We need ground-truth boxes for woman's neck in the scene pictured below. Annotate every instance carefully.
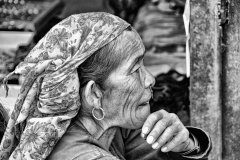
[78,115,118,150]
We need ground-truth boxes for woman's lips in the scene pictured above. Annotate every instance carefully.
[139,92,152,106]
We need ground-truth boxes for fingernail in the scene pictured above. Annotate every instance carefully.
[152,142,159,149]
[147,136,154,144]
[142,127,149,134]
[141,132,146,139]
[161,147,167,152]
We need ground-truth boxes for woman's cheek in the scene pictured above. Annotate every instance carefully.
[108,80,136,107]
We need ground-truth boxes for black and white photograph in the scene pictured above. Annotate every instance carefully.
[0,0,238,159]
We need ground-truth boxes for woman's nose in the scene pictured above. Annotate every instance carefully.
[144,68,155,88]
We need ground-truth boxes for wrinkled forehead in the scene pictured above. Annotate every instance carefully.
[115,28,145,60]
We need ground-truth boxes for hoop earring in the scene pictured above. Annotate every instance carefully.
[92,107,105,120]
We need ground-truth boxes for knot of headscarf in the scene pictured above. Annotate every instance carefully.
[0,12,129,160]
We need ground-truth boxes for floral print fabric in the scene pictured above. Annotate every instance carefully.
[0,12,129,160]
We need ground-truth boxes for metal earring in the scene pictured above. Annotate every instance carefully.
[92,107,105,120]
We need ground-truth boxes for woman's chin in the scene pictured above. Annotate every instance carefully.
[135,103,150,123]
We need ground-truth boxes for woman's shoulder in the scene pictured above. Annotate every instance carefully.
[47,124,119,160]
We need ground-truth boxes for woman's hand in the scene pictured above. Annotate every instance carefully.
[141,109,195,153]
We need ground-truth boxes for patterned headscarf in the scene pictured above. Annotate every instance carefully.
[0,12,130,160]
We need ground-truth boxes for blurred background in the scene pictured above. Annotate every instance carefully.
[0,0,189,138]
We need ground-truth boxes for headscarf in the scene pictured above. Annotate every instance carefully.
[0,12,130,160]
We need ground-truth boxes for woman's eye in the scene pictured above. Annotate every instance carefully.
[134,67,141,73]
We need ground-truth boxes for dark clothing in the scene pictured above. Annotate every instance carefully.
[47,120,211,160]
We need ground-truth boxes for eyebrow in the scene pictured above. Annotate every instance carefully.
[129,50,146,71]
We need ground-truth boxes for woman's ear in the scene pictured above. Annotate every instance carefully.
[83,80,103,108]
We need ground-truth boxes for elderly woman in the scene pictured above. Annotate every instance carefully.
[0,12,211,160]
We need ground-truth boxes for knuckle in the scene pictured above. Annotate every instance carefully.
[174,121,180,128]
[170,113,178,120]
[170,138,178,146]
[160,109,168,116]
[169,113,175,117]
[175,121,183,129]
[180,130,189,142]
[158,130,173,144]
[159,120,167,128]
[150,112,160,121]
[150,130,159,137]
[182,127,189,134]
[174,117,183,126]
[168,126,175,133]
[160,109,167,113]
[158,136,166,143]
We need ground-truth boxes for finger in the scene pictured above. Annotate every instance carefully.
[146,115,172,145]
[141,110,167,138]
[151,125,176,149]
[161,129,189,152]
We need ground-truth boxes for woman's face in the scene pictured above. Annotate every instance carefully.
[102,30,155,129]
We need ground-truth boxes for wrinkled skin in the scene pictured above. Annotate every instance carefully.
[81,30,194,153]
[102,30,154,129]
